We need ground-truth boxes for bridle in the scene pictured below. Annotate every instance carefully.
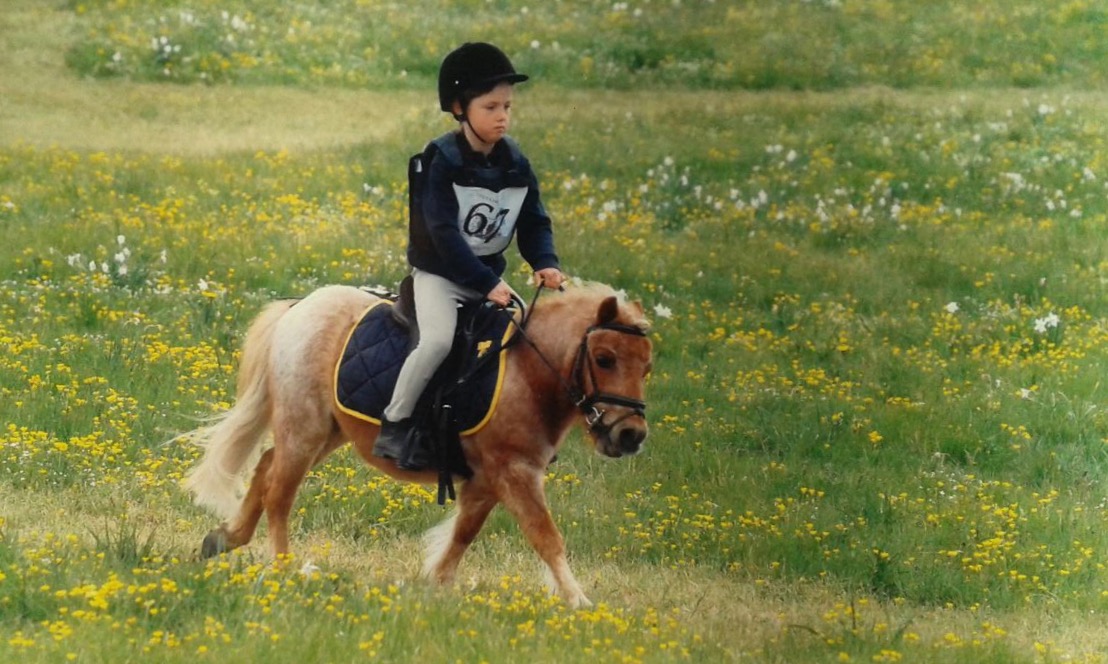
[510,287,648,437]
[569,320,649,436]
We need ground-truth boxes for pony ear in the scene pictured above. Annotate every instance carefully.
[596,296,620,326]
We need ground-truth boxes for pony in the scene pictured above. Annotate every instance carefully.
[181,282,652,608]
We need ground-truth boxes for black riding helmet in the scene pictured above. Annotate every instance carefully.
[438,42,529,116]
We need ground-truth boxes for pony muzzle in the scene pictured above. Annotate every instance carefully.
[589,407,648,457]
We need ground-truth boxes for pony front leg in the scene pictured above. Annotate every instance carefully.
[422,479,498,585]
[499,466,591,608]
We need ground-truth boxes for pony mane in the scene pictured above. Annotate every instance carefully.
[531,282,651,332]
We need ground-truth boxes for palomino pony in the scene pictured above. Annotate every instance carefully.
[182,282,652,608]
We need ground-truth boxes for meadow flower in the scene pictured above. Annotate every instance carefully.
[8,14,1108,657]
[1032,312,1059,334]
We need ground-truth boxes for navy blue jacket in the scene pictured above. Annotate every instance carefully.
[406,131,559,295]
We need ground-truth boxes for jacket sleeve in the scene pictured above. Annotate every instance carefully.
[514,159,560,272]
[421,156,502,295]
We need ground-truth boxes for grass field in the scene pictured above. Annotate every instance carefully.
[2,0,1107,662]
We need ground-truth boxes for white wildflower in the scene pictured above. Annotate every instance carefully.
[1032,312,1059,334]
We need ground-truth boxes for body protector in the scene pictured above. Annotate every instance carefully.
[405,132,559,296]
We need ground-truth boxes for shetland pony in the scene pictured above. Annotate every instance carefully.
[182,283,652,607]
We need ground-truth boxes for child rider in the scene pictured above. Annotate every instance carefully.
[374,42,566,470]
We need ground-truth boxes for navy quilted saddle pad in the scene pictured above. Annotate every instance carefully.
[334,301,516,434]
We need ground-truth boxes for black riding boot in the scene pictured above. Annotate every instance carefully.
[373,418,413,461]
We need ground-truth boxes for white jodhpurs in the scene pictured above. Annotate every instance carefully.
[383,268,484,422]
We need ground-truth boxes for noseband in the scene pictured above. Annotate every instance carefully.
[512,288,648,436]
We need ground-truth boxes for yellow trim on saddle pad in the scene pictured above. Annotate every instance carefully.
[332,299,518,435]
[333,300,390,426]
[459,319,517,436]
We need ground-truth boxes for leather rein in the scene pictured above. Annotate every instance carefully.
[509,286,648,437]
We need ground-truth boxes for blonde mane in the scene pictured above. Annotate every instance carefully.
[530,282,651,332]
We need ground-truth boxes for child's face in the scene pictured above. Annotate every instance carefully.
[457,82,515,146]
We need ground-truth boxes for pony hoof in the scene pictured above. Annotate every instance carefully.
[568,594,593,610]
[201,528,229,558]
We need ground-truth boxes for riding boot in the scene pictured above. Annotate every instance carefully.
[373,417,413,461]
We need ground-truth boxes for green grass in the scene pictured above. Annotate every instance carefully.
[2,0,1108,662]
[61,0,1108,91]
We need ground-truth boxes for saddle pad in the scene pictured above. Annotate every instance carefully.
[333,300,516,435]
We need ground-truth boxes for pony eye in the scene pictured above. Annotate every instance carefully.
[596,354,616,370]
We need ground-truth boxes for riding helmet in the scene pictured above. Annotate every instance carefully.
[438,42,529,113]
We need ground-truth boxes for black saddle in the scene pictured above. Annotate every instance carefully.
[390,275,419,344]
[344,276,521,503]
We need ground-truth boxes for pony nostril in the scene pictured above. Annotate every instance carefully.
[619,427,645,452]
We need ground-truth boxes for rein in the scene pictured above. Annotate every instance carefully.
[510,286,648,436]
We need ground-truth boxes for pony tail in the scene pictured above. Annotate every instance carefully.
[181,300,295,519]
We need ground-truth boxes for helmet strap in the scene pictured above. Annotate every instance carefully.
[459,114,495,152]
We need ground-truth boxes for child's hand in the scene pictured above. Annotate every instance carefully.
[534,268,566,290]
[486,280,514,307]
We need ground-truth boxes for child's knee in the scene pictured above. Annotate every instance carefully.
[418,330,454,359]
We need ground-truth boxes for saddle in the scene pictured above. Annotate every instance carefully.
[334,277,519,502]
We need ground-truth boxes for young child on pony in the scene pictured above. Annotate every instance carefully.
[373,42,565,469]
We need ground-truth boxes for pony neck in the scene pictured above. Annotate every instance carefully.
[524,298,592,370]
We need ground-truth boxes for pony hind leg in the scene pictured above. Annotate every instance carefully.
[200,428,346,559]
[201,448,274,557]
[261,423,346,557]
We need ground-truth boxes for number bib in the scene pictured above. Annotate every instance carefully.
[453,184,528,256]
